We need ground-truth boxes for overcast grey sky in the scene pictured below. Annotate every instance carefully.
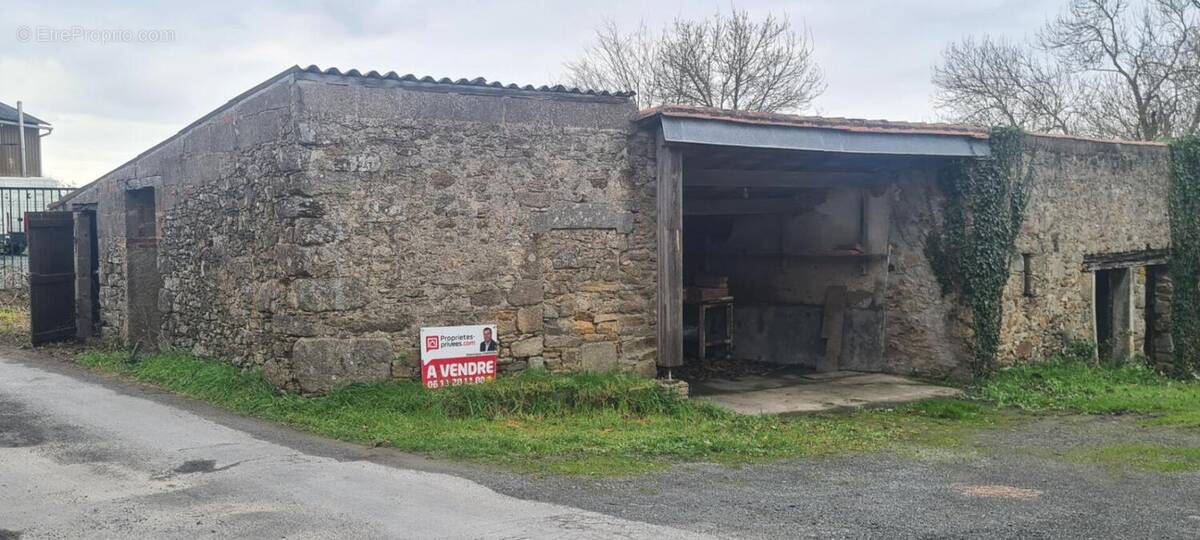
[2,0,1060,186]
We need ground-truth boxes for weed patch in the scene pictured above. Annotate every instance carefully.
[975,358,1200,424]
[73,350,1200,476]
[0,306,28,342]
[76,351,997,475]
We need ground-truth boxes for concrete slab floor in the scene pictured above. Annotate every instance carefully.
[689,370,961,415]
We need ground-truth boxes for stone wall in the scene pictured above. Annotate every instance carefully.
[65,75,297,369]
[61,71,1174,387]
[882,136,1171,376]
[261,73,655,391]
[1147,266,1174,370]
[63,71,658,393]
[883,167,972,378]
[999,136,1170,363]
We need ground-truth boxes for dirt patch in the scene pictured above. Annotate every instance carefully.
[0,398,45,448]
[674,356,802,381]
[174,459,239,474]
[953,484,1042,498]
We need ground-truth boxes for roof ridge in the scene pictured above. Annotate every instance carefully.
[298,65,635,98]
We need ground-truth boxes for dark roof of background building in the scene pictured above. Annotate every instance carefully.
[297,65,635,98]
[0,101,49,127]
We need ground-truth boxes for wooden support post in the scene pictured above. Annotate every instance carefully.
[656,130,684,370]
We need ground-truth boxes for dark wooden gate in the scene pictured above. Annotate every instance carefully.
[27,211,75,345]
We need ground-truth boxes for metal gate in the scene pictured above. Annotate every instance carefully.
[27,211,75,345]
[0,187,74,288]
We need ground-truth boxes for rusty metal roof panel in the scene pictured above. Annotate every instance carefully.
[641,105,1168,150]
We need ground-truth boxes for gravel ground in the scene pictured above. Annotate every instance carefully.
[459,416,1200,539]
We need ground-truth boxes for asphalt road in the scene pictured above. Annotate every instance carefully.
[0,349,701,539]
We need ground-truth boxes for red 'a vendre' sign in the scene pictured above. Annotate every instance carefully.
[419,324,498,389]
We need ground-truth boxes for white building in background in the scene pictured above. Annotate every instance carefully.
[0,101,63,248]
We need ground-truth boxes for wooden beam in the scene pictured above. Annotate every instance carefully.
[1081,249,1169,272]
[657,129,684,369]
[683,198,821,216]
[685,169,883,189]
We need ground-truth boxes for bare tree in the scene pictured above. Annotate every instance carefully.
[564,21,662,108]
[933,36,1079,134]
[565,8,824,112]
[933,0,1200,140]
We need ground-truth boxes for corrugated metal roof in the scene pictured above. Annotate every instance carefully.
[639,105,1170,147]
[298,65,635,98]
[0,101,49,127]
[638,105,988,139]
[657,114,991,157]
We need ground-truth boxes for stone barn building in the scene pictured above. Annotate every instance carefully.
[51,65,1174,392]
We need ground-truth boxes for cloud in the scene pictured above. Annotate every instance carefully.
[1,0,1063,185]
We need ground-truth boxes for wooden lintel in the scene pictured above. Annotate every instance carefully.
[1081,249,1170,272]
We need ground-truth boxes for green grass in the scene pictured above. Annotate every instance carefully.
[0,306,28,337]
[974,357,1200,473]
[1064,444,1200,473]
[77,350,997,475]
[975,358,1200,427]
[74,349,1200,475]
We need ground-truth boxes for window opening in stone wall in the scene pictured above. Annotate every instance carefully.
[1022,253,1035,297]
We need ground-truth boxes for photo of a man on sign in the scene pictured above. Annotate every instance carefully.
[479,327,498,352]
[419,324,499,389]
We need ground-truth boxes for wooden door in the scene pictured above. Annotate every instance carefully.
[27,211,75,345]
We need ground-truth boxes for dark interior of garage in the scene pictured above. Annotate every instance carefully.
[677,145,940,376]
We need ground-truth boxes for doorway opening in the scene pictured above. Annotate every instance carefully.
[672,146,920,384]
[73,209,100,338]
[1094,268,1131,362]
[125,188,160,349]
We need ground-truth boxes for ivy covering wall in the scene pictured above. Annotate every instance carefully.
[926,127,1031,378]
[1168,136,1200,377]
